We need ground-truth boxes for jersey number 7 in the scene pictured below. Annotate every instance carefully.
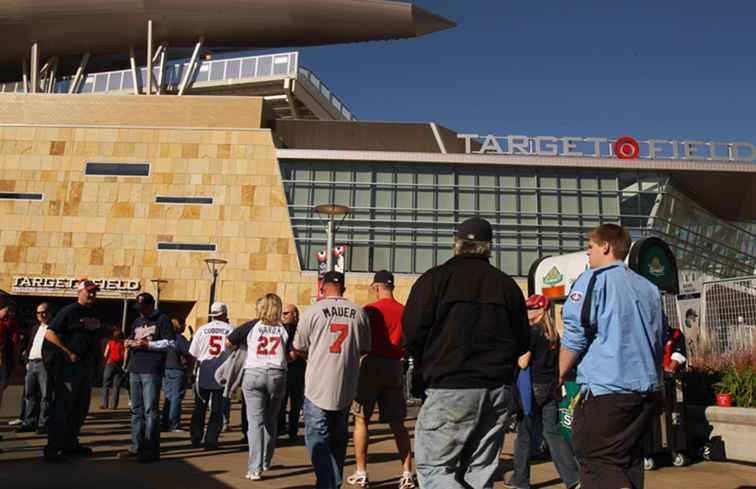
[329,323,349,353]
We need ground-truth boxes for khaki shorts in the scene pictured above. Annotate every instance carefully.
[351,355,406,422]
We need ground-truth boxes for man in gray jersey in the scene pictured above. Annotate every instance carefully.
[293,271,371,489]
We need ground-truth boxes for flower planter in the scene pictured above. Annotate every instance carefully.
[715,393,733,407]
[689,405,756,463]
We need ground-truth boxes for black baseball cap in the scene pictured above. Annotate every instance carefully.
[322,271,345,285]
[455,217,493,242]
[133,292,156,310]
[372,270,394,286]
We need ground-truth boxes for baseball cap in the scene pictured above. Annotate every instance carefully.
[322,271,345,285]
[132,292,155,310]
[372,270,394,286]
[526,294,550,310]
[455,217,493,242]
[77,279,100,293]
[208,302,228,318]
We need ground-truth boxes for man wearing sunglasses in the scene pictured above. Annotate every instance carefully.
[16,303,53,434]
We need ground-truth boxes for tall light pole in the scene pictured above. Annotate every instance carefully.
[204,258,227,317]
[150,278,168,308]
[314,203,350,271]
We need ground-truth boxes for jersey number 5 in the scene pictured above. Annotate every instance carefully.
[329,324,349,353]
[208,335,223,356]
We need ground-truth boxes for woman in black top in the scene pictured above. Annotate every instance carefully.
[505,295,580,489]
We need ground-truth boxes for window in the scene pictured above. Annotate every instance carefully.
[155,196,213,205]
[0,192,43,200]
[157,243,216,252]
[85,162,149,177]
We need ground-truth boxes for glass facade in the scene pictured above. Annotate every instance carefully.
[280,159,756,278]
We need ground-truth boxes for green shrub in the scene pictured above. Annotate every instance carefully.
[687,351,755,408]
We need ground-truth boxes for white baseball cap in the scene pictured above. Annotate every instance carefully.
[208,302,228,318]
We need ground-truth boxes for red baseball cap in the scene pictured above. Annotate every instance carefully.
[526,294,550,310]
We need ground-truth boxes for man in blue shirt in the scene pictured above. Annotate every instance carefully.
[559,224,663,489]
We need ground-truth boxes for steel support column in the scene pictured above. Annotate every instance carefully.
[129,46,140,95]
[178,38,203,96]
[68,52,90,94]
[146,20,153,95]
[29,43,39,93]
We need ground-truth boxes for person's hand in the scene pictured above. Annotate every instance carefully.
[67,352,79,363]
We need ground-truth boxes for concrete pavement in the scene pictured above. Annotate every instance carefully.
[1,385,754,489]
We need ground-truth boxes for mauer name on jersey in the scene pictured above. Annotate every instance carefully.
[322,306,357,320]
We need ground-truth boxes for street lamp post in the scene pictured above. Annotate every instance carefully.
[150,278,168,308]
[314,203,350,272]
[204,258,228,317]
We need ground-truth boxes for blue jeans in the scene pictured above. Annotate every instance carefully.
[161,368,185,430]
[191,387,223,446]
[23,359,50,429]
[242,368,287,473]
[102,362,124,408]
[303,397,350,489]
[511,384,580,489]
[130,372,163,457]
[415,386,511,489]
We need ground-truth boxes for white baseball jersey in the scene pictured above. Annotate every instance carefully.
[244,322,289,370]
[294,296,371,411]
[189,320,233,390]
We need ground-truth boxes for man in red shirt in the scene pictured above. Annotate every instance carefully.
[347,271,417,489]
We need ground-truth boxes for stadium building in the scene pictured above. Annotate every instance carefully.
[1,17,755,330]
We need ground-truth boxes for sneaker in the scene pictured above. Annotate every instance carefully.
[346,471,370,487]
[246,471,262,481]
[398,472,418,489]
[501,481,526,489]
[8,418,23,426]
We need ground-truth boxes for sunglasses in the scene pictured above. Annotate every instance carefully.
[36,311,48,315]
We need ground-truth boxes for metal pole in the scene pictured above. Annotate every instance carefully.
[178,38,203,96]
[146,20,153,95]
[326,216,335,272]
[22,59,28,93]
[155,283,161,308]
[157,45,167,95]
[30,43,39,93]
[208,270,217,317]
[129,46,139,95]
[68,52,90,94]
[121,297,128,333]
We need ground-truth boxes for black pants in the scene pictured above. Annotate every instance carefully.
[278,366,305,437]
[46,361,92,454]
[572,391,656,489]
[191,386,223,446]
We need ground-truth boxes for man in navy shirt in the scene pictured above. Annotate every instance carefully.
[119,292,175,463]
[560,224,663,489]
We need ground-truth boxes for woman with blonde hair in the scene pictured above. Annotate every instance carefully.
[505,295,580,489]
[241,293,290,481]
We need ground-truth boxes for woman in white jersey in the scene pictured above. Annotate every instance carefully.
[242,293,290,481]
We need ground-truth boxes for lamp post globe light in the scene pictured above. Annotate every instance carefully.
[204,258,228,316]
[314,203,350,272]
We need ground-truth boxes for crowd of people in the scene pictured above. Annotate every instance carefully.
[0,218,673,489]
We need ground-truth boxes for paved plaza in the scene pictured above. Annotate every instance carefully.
[1,386,754,489]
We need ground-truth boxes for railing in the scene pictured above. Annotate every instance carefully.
[0,51,355,120]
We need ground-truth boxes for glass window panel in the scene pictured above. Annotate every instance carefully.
[353,188,371,207]
[292,187,310,206]
[520,175,536,188]
[210,61,225,81]
[417,173,434,185]
[541,193,558,214]
[257,56,272,76]
[437,171,454,186]
[560,176,578,190]
[108,72,123,90]
[561,195,579,215]
[437,190,454,210]
[580,176,598,190]
[521,251,539,276]
[500,174,517,189]
[416,247,434,273]
[601,195,620,215]
[540,175,558,189]
[499,250,518,275]
[581,195,600,215]
[479,192,496,213]
[375,189,393,207]
[418,190,434,209]
[640,175,660,191]
[354,168,372,183]
[396,171,413,184]
[600,176,618,191]
[458,192,475,211]
[499,193,517,214]
[396,190,413,209]
[520,193,537,213]
[334,170,351,182]
[373,246,391,271]
[226,59,241,79]
[458,174,475,186]
[349,245,369,272]
[313,187,330,204]
[394,247,412,273]
[241,58,257,77]
[479,174,496,187]
[435,247,452,268]
[333,188,350,205]
[619,172,638,191]
[94,74,108,92]
[376,171,393,184]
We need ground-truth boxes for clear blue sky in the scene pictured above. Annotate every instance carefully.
[262,1,756,142]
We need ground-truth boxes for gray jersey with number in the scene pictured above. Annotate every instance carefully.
[293,296,371,411]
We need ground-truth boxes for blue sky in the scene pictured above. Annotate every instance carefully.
[263,1,756,142]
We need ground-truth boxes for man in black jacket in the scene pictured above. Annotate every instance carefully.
[403,216,529,489]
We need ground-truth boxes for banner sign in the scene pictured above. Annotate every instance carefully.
[458,133,756,162]
[12,276,141,297]
[316,246,347,300]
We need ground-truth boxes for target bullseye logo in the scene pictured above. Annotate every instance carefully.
[614,136,640,160]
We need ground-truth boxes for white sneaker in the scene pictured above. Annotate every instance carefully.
[398,472,418,489]
[245,471,262,481]
[346,471,370,487]
[8,418,23,426]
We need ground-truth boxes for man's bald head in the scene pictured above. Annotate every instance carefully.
[283,304,299,326]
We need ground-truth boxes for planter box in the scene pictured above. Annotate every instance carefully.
[688,405,756,463]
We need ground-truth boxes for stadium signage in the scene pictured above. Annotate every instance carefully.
[457,134,756,162]
[12,276,141,296]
